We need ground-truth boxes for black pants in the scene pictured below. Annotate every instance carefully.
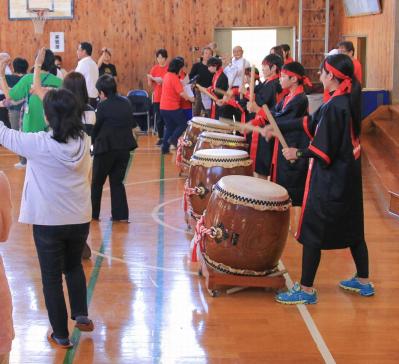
[153,102,164,139]
[91,149,131,220]
[300,241,369,287]
[33,223,90,338]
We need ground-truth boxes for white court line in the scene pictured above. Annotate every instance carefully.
[103,177,185,192]
[151,196,193,235]
[150,196,336,364]
[91,250,198,276]
[278,260,336,364]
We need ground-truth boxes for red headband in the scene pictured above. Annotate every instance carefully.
[325,60,352,96]
[281,69,313,87]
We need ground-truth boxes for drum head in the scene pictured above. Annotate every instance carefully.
[215,175,291,210]
[199,131,246,142]
[193,148,248,160]
[191,117,233,131]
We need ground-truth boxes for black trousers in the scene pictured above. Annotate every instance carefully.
[153,102,164,139]
[300,241,369,287]
[91,149,131,220]
[33,223,90,338]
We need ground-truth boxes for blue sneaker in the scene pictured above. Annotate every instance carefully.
[275,282,318,305]
[339,276,375,296]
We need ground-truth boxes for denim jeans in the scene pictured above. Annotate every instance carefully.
[33,223,90,338]
[160,109,187,153]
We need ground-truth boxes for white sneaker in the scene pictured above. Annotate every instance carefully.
[14,162,26,169]
[170,145,177,151]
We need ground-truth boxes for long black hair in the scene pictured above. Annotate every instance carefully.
[41,49,58,76]
[43,88,84,143]
[322,53,362,137]
[62,72,89,117]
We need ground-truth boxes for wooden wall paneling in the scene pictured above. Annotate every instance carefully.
[335,0,396,90]
[0,0,315,95]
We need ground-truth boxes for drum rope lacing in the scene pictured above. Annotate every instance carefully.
[183,180,207,213]
[202,253,279,277]
[191,214,217,262]
[176,137,193,167]
[214,184,291,211]
[190,155,253,168]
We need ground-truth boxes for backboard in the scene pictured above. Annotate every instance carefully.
[8,0,74,20]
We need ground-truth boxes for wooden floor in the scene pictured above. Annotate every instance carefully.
[1,136,399,364]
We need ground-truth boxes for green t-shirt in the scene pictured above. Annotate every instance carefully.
[9,73,62,133]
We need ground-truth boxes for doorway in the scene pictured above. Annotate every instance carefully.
[343,35,367,86]
[214,27,295,80]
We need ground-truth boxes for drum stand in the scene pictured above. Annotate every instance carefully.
[198,252,286,297]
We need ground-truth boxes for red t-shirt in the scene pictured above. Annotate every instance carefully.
[160,72,184,110]
[352,58,362,85]
[149,64,168,103]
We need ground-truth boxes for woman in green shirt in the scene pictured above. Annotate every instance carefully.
[0,49,62,167]
[0,49,62,133]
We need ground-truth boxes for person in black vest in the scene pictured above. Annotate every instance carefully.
[189,47,213,116]
[91,75,137,222]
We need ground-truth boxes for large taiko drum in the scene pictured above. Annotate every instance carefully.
[193,131,248,154]
[185,149,252,220]
[197,175,291,274]
[177,117,233,173]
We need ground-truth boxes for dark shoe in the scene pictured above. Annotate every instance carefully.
[82,243,92,259]
[47,330,73,349]
[155,139,163,146]
[75,319,94,332]
[110,217,130,223]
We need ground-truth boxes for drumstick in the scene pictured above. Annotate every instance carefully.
[240,59,246,99]
[219,117,264,135]
[195,84,219,102]
[249,66,255,103]
[261,105,288,149]
[262,104,295,164]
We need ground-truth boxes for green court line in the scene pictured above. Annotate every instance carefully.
[63,153,135,364]
[63,222,113,364]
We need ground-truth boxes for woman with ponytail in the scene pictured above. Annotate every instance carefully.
[269,54,374,304]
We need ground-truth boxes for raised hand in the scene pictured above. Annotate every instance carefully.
[35,47,46,67]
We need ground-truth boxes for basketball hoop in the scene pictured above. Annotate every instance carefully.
[29,8,49,34]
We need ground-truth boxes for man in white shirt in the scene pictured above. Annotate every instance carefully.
[76,42,99,108]
[224,46,250,89]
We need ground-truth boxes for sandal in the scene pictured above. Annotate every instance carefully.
[47,330,73,349]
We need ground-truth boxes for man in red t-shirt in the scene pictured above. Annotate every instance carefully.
[147,49,168,145]
[338,41,363,84]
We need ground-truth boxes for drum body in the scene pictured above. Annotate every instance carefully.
[194,131,248,154]
[202,175,291,273]
[180,117,233,171]
[187,149,252,219]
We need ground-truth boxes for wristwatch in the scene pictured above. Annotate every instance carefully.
[296,150,303,158]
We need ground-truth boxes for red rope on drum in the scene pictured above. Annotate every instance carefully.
[176,137,191,167]
[191,214,214,262]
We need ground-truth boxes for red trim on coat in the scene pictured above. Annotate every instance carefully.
[302,116,313,140]
[309,144,331,165]
[295,158,314,239]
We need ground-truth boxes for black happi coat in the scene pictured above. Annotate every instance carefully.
[280,94,365,249]
[249,77,282,175]
[271,91,309,206]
